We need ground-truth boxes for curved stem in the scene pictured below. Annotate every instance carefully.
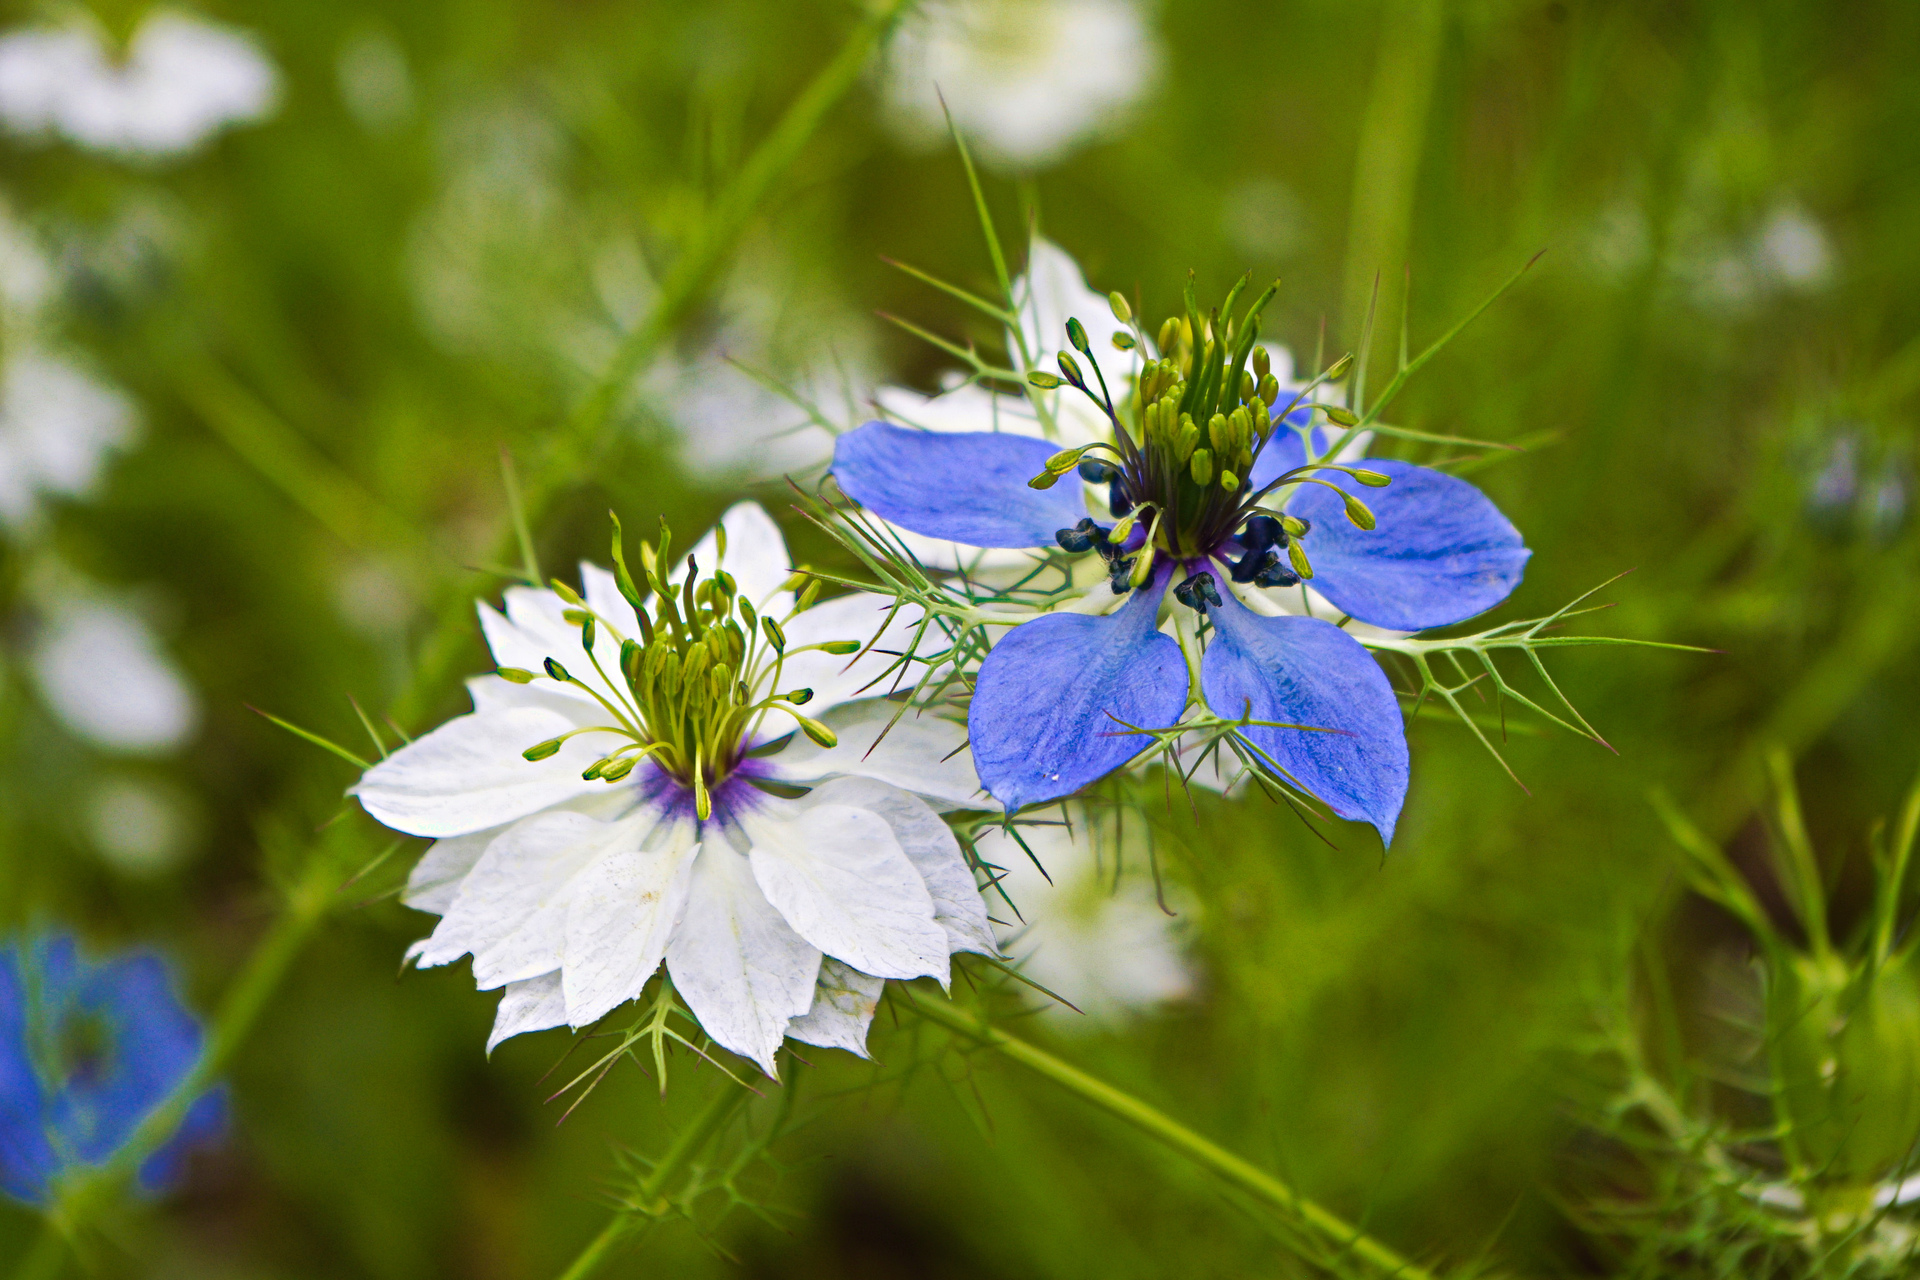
[553,1080,753,1280]
[900,988,1436,1280]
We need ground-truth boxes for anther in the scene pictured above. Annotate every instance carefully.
[1240,515,1284,552]
[1172,571,1224,614]
[1055,518,1104,554]
[1077,457,1119,483]
[1108,557,1135,595]
[1108,479,1135,518]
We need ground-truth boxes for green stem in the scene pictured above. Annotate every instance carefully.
[553,1080,753,1280]
[901,989,1436,1280]
[10,1219,66,1280]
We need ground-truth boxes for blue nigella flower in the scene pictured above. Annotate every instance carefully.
[0,934,225,1206]
[831,280,1530,845]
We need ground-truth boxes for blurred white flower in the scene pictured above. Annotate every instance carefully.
[86,773,198,875]
[883,0,1160,168]
[1754,204,1833,291]
[652,344,867,484]
[0,10,277,158]
[976,810,1191,1022]
[0,350,139,529]
[30,591,198,754]
[336,26,413,134]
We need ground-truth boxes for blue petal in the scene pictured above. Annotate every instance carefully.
[1247,400,1324,491]
[0,947,55,1204]
[1287,459,1530,631]
[833,421,1086,549]
[1201,595,1408,846]
[969,573,1188,810]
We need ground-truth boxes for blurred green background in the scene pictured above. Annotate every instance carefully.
[2,0,1918,1275]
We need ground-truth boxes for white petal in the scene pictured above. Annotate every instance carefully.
[786,959,885,1057]
[770,592,926,714]
[403,828,498,914]
[665,843,821,1076]
[351,705,606,837]
[561,821,699,1026]
[803,777,996,957]
[490,587,626,708]
[1014,238,1132,372]
[673,502,794,619]
[578,562,639,634]
[417,807,656,986]
[760,699,984,810]
[488,972,568,1053]
[742,795,947,981]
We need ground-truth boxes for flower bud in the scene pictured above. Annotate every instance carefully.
[497,667,536,684]
[1108,291,1131,323]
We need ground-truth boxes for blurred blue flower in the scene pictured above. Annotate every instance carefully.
[0,934,224,1206]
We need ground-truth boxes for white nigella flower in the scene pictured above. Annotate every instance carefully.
[0,10,277,158]
[0,350,140,529]
[979,810,1190,1022]
[882,0,1160,169]
[353,503,998,1074]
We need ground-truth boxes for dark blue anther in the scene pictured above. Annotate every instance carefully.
[1254,560,1301,589]
[1174,571,1223,613]
[1228,547,1276,583]
[1108,480,1135,518]
[1240,514,1284,552]
[1108,558,1135,594]
[1077,458,1118,484]
[1056,517,1101,553]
